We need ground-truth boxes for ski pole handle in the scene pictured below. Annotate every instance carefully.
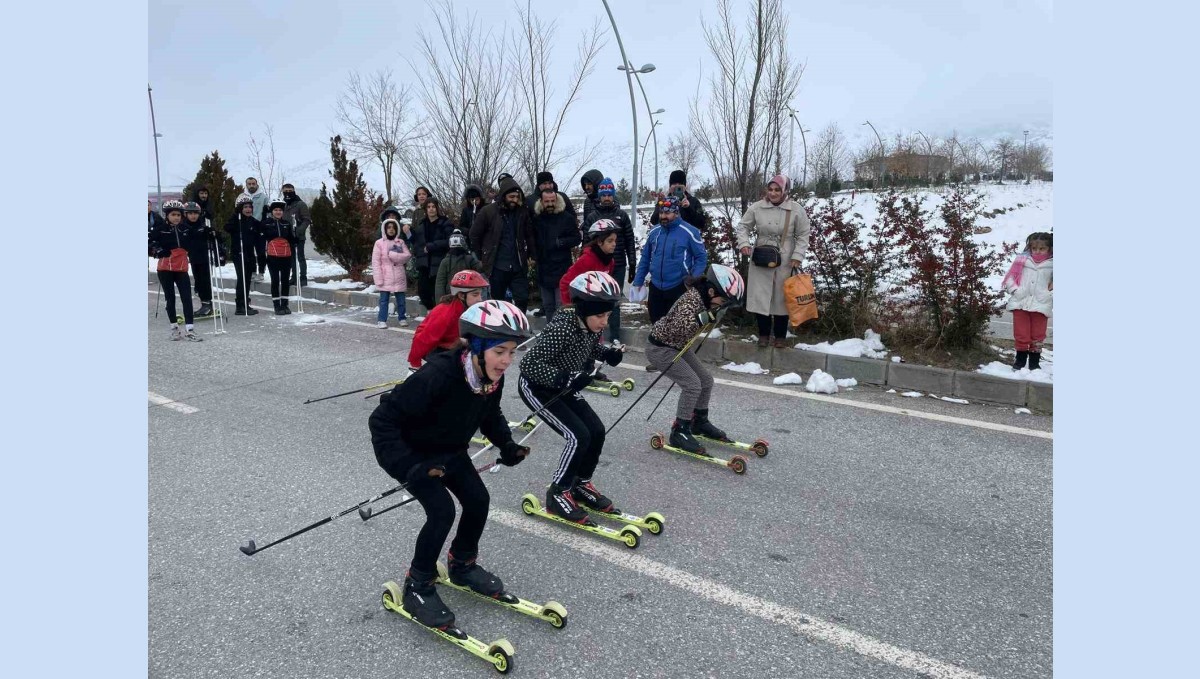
[360,461,500,521]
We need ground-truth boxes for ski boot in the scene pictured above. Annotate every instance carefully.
[195,302,214,318]
[1012,350,1029,370]
[691,409,728,441]
[235,306,247,316]
[402,569,455,629]
[1028,352,1042,371]
[545,482,594,525]
[169,325,183,341]
[571,479,614,513]
[184,328,203,342]
[669,418,708,455]
[447,553,506,598]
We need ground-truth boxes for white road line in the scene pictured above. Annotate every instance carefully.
[146,290,417,336]
[489,509,987,679]
[148,391,199,414]
[614,362,1051,440]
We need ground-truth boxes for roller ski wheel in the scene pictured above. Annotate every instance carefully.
[520,493,641,549]
[382,581,516,674]
[621,378,635,391]
[650,433,749,475]
[584,506,666,536]
[585,382,621,398]
[435,562,569,629]
[694,434,771,458]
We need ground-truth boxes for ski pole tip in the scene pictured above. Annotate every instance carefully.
[358,507,373,521]
[239,540,257,556]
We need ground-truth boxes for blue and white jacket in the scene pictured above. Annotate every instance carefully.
[632,217,707,290]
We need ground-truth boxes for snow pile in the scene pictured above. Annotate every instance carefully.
[706,327,724,339]
[362,285,378,294]
[900,391,924,398]
[891,356,902,363]
[805,369,838,394]
[305,260,349,278]
[772,372,804,385]
[740,335,759,344]
[721,361,769,375]
[306,279,363,290]
[939,396,969,404]
[795,329,889,359]
[292,314,326,325]
[1014,407,1032,415]
[976,349,1054,383]
[835,377,858,388]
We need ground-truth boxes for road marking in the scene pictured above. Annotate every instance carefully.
[147,290,417,336]
[148,391,199,414]
[489,509,987,679]
[614,362,1051,440]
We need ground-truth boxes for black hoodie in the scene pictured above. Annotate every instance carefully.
[580,169,604,225]
[190,187,213,222]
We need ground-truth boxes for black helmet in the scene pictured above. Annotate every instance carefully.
[183,201,201,214]
[269,199,286,212]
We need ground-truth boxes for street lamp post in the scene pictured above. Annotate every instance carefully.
[638,120,661,196]
[784,105,808,191]
[601,0,650,226]
[148,83,163,209]
[620,64,665,192]
[1023,130,1030,183]
[862,120,885,189]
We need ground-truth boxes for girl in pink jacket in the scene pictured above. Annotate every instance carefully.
[373,218,413,328]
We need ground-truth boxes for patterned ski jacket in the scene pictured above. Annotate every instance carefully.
[518,308,607,390]
[649,286,707,350]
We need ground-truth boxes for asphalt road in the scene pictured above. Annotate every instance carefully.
[148,289,1052,678]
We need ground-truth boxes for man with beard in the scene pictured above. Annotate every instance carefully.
[244,177,269,280]
[579,168,604,228]
[469,177,538,311]
[281,183,312,286]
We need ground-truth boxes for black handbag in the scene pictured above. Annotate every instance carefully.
[751,245,782,268]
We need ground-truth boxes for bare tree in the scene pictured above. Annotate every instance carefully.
[247,124,282,199]
[334,69,421,204]
[508,2,605,190]
[992,138,1018,182]
[400,0,522,204]
[810,123,851,184]
[1020,141,1051,179]
[689,0,804,222]
[665,131,702,178]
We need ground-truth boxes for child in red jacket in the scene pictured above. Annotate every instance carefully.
[559,219,619,304]
[407,270,489,372]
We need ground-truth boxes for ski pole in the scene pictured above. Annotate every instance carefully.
[605,321,715,435]
[239,481,412,556]
[154,278,162,318]
[304,379,407,404]
[644,309,727,422]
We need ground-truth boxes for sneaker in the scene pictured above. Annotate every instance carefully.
[592,370,611,383]
[195,303,214,317]
[185,328,203,342]
[169,326,183,341]
[531,308,545,317]
[447,553,506,598]
[571,480,614,512]
[772,338,787,349]
[645,364,658,372]
[377,321,388,329]
[402,572,455,629]
[398,318,409,327]
[253,273,264,283]
[246,306,259,316]
[545,483,593,524]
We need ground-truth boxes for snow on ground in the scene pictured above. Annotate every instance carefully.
[362,285,378,294]
[805,369,838,394]
[306,279,364,290]
[901,391,924,398]
[706,327,724,339]
[939,396,970,404]
[721,361,769,375]
[1014,407,1032,415]
[891,356,902,363]
[835,377,858,388]
[773,372,804,385]
[976,348,1054,383]
[292,314,326,325]
[795,329,889,358]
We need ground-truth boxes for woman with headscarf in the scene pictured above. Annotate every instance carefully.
[736,174,811,348]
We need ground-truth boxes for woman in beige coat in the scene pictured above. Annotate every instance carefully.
[736,174,811,348]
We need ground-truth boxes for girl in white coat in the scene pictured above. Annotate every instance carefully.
[1002,232,1053,371]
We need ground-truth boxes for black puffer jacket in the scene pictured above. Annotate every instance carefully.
[518,308,607,390]
[368,349,516,478]
[531,193,581,286]
[412,215,453,272]
[148,219,192,259]
[181,216,224,264]
[255,216,298,252]
[223,212,260,256]
[588,201,637,273]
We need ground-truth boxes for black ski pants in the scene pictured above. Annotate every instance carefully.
[404,454,490,577]
[157,270,194,325]
[190,255,212,304]
[267,256,292,304]
[518,376,605,486]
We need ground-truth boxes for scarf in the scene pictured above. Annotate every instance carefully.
[1002,253,1052,288]
[461,348,500,395]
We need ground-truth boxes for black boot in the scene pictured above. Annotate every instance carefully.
[692,408,728,441]
[402,569,455,628]
[571,479,614,512]
[669,418,707,455]
[447,552,506,598]
[1028,352,1041,371]
[280,300,292,315]
[273,300,284,315]
[545,482,593,524]
[1011,350,1029,370]
[196,302,214,318]
[247,304,258,315]
[235,306,247,316]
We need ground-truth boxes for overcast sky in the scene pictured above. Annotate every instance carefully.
[148,0,1052,195]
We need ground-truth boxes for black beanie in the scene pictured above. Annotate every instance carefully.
[574,298,615,319]
[536,171,554,185]
[669,170,687,186]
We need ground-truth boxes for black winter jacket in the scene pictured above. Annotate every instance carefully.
[412,215,453,272]
[579,169,604,227]
[531,193,581,286]
[368,350,516,478]
[588,202,637,273]
[651,191,708,231]
[181,216,224,264]
[518,308,608,391]
[148,219,192,259]
[223,212,261,256]
[255,216,298,253]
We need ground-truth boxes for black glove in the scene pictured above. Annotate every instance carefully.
[404,455,452,485]
[498,441,529,467]
[567,370,594,392]
[602,344,624,367]
[696,310,716,326]
[151,246,166,258]
[684,275,701,287]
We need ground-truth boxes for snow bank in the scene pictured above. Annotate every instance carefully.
[306,279,363,290]
[305,260,349,278]
[900,391,923,398]
[835,377,857,388]
[721,361,769,375]
[795,329,889,359]
[805,369,838,394]
[772,372,804,385]
[292,314,326,325]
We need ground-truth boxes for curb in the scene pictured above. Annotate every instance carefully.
[149,272,1051,413]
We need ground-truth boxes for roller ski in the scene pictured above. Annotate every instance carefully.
[587,376,635,397]
[649,418,748,474]
[471,419,540,446]
[382,575,515,674]
[435,560,568,629]
[567,479,665,535]
[691,408,769,457]
[520,488,642,549]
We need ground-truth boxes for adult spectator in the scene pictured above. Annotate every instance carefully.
[459,184,485,235]
[651,169,708,230]
[411,197,453,311]
[736,174,811,348]
[244,177,269,280]
[191,185,213,222]
[632,195,707,323]
[469,177,538,311]
[281,183,312,286]
[530,187,581,318]
[525,171,577,218]
[587,177,637,343]
[148,199,165,232]
[579,168,604,226]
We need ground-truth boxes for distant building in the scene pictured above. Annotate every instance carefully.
[148,191,184,211]
[854,153,950,181]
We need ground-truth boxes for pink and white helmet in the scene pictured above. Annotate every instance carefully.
[586,218,619,240]
[568,270,621,302]
[706,264,745,306]
[458,300,531,341]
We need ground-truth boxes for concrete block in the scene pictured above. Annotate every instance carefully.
[694,338,725,363]
[306,288,334,304]
[826,355,889,385]
[349,291,375,307]
[721,338,769,366]
[623,327,650,350]
[771,348,828,375]
[952,372,1029,406]
[1025,381,1053,414]
[886,363,955,394]
[333,290,353,306]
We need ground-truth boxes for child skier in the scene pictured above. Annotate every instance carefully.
[148,200,202,341]
[434,230,483,300]
[368,299,533,629]
[256,199,299,315]
[1002,232,1053,371]
[182,201,224,319]
[518,271,625,523]
[407,270,490,372]
[223,194,260,316]
[558,219,621,383]
[372,218,413,328]
[644,264,746,454]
